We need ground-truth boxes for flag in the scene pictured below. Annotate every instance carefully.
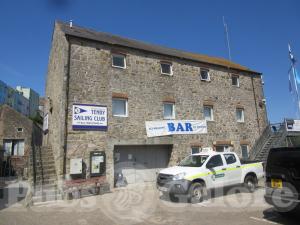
[289,44,300,84]
[289,44,297,65]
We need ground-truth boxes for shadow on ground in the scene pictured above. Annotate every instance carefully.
[262,207,300,225]
[159,185,255,203]
[0,184,27,210]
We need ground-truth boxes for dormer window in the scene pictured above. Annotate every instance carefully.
[161,62,173,75]
[112,54,126,69]
[200,69,210,81]
[232,75,240,87]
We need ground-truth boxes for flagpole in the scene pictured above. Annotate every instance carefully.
[223,16,232,61]
[289,44,300,118]
[292,66,300,118]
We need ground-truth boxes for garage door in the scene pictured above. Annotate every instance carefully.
[114,145,172,184]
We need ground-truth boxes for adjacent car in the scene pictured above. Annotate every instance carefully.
[264,147,300,213]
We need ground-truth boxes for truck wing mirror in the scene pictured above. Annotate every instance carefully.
[206,163,214,169]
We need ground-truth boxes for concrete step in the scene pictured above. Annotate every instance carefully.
[34,188,60,197]
[36,161,55,167]
[34,183,57,191]
[35,178,57,185]
[32,194,63,203]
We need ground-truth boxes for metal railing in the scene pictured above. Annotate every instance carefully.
[250,123,286,160]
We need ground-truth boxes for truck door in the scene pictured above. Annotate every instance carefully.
[205,155,227,188]
[223,154,242,186]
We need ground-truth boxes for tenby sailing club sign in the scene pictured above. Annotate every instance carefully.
[145,120,207,137]
[72,103,107,130]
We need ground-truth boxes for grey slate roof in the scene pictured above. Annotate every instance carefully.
[57,21,261,75]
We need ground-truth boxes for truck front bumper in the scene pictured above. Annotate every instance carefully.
[157,179,191,195]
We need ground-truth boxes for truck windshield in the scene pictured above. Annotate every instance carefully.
[179,155,209,167]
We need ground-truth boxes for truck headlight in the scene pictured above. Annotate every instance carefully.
[172,172,186,181]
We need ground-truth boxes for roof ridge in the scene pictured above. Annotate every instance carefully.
[56,21,261,75]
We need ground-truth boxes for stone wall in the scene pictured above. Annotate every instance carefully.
[45,23,268,186]
[0,105,42,177]
[44,22,69,179]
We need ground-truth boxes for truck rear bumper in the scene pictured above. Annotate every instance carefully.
[265,187,300,208]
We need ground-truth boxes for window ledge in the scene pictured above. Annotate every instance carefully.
[113,115,128,118]
[161,73,173,76]
[112,65,126,69]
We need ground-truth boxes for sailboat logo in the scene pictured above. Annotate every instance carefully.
[74,107,87,114]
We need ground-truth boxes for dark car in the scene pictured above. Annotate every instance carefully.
[264,147,300,213]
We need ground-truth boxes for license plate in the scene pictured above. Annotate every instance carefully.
[158,186,168,192]
[271,179,283,189]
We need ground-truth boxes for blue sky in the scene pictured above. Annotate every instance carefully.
[0,0,299,123]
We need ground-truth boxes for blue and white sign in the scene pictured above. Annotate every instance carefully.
[145,120,207,137]
[72,104,107,130]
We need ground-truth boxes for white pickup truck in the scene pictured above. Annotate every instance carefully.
[157,150,264,202]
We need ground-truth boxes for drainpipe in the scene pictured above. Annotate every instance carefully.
[251,76,261,134]
[63,36,71,177]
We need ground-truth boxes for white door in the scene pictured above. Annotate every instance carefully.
[223,154,242,186]
[205,155,227,188]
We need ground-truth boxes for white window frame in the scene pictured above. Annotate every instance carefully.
[203,105,214,121]
[200,69,210,81]
[3,139,24,156]
[112,98,128,117]
[160,62,173,76]
[163,102,175,119]
[236,108,244,123]
[112,53,126,69]
[241,145,249,159]
[216,145,231,152]
[232,75,240,87]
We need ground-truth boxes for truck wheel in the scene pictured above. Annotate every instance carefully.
[188,182,205,203]
[244,175,257,193]
[169,193,179,202]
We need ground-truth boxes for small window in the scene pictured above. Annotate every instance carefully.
[191,147,201,154]
[206,155,223,168]
[17,128,23,132]
[241,145,249,159]
[216,145,231,152]
[163,103,175,119]
[203,105,213,121]
[112,98,128,117]
[161,62,173,75]
[200,69,210,81]
[224,154,237,164]
[112,54,126,68]
[236,108,244,122]
[3,140,24,156]
[232,75,239,87]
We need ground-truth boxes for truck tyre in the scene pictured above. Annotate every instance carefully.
[244,175,257,193]
[169,193,179,202]
[188,182,206,203]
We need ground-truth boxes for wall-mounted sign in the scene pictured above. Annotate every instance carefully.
[145,120,207,137]
[72,104,107,130]
[43,113,49,133]
[90,151,106,177]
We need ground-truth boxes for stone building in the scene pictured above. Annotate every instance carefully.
[0,105,42,177]
[44,21,267,190]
